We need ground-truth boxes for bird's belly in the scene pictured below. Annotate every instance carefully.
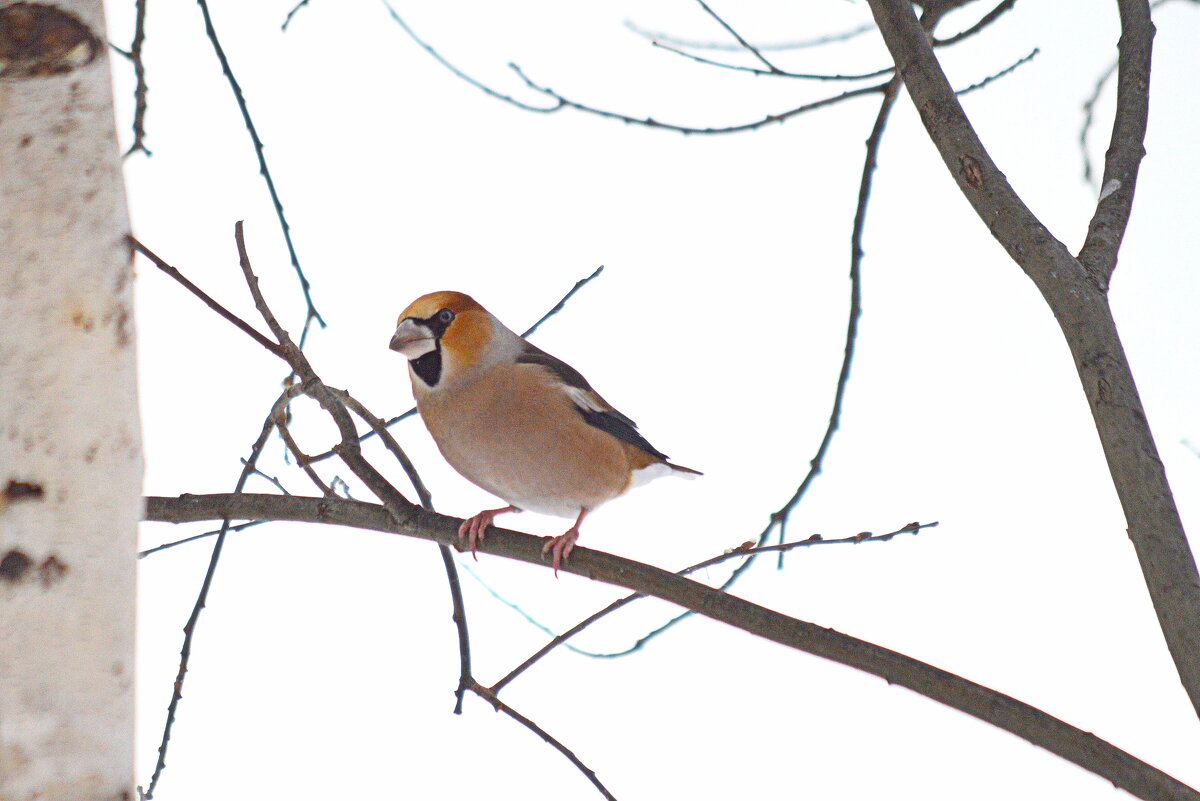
[421,382,631,518]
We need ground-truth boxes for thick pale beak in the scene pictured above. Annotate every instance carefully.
[389,318,437,359]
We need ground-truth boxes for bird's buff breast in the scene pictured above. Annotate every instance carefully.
[417,371,632,518]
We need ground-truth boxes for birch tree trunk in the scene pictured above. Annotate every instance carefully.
[0,2,140,798]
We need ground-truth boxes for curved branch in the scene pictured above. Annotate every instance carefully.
[931,0,1018,46]
[146,492,1200,801]
[509,64,889,135]
[195,0,326,332]
[378,0,562,113]
[651,40,894,81]
[624,19,875,52]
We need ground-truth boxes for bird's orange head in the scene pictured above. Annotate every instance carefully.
[390,291,498,387]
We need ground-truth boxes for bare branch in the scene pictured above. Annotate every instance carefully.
[466,679,616,800]
[144,492,1200,801]
[774,75,901,568]
[272,385,332,496]
[509,63,888,135]
[378,0,562,113]
[281,0,311,31]
[1076,0,1154,288]
[691,0,782,73]
[651,40,894,81]
[232,224,473,715]
[122,0,151,158]
[138,519,267,558]
[335,389,432,508]
[140,410,280,799]
[194,0,326,334]
[241,459,294,496]
[129,235,283,357]
[624,19,875,51]
[931,0,1018,46]
[493,521,936,691]
[1079,59,1118,186]
[588,81,899,651]
[865,0,1200,720]
[954,47,1039,96]
[518,264,604,339]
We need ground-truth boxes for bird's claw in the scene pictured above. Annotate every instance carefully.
[542,528,580,576]
[457,506,517,559]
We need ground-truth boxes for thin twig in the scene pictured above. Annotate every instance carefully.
[490,77,898,657]
[519,265,604,339]
[625,19,875,51]
[770,78,901,567]
[281,0,311,31]
[123,0,151,158]
[954,48,1038,96]
[336,389,432,507]
[195,0,326,334]
[233,223,473,716]
[651,40,893,81]
[692,0,781,72]
[491,520,934,692]
[139,519,267,558]
[129,235,283,357]
[1079,60,1117,187]
[243,459,293,495]
[931,0,1018,46]
[510,63,888,135]
[466,680,617,800]
[379,0,562,113]
[457,561,612,657]
[333,387,473,712]
[139,408,280,799]
[272,386,332,496]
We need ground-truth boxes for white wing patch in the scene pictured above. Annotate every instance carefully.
[565,384,606,414]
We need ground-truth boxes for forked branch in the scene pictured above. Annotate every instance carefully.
[864,0,1200,719]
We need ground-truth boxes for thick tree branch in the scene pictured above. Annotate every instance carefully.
[865,0,1200,718]
[145,493,1200,801]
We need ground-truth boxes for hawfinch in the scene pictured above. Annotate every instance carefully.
[389,290,700,571]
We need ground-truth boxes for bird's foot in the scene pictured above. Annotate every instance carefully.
[542,527,580,575]
[457,505,518,558]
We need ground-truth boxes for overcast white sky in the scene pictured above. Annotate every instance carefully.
[110,1,1200,798]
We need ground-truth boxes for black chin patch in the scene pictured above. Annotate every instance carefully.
[410,348,442,386]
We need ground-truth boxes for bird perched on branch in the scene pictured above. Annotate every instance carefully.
[389,290,700,572]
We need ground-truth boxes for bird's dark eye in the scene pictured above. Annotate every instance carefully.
[436,309,455,324]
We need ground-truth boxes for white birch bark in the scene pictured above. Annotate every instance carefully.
[0,2,140,799]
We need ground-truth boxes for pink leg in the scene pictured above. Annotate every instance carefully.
[543,508,588,575]
[458,505,519,558]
